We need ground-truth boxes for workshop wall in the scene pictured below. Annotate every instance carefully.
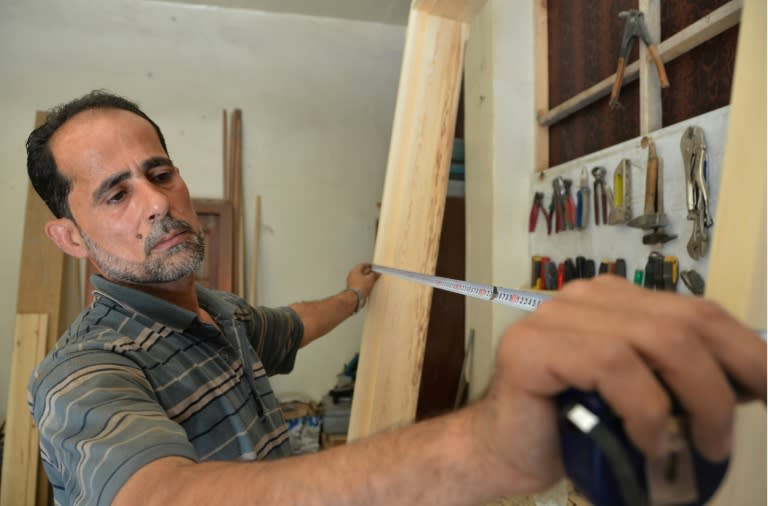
[0,0,404,416]
[464,2,733,396]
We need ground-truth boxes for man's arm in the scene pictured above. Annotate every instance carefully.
[113,403,510,506]
[290,263,380,347]
[115,275,767,505]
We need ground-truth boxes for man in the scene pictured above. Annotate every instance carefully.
[27,91,765,506]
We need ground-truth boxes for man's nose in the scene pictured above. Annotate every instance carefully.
[139,180,170,222]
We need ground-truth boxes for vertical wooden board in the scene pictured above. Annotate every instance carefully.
[1,314,49,506]
[413,0,488,22]
[248,195,261,307]
[534,0,549,171]
[704,0,766,503]
[639,0,663,134]
[348,9,469,440]
[16,183,65,340]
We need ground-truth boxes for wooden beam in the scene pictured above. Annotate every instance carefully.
[0,314,49,506]
[412,0,487,22]
[248,195,261,307]
[534,0,549,172]
[537,0,742,127]
[348,3,485,439]
[704,0,766,502]
[229,110,245,298]
[639,0,663,134]
[222,109,229,201]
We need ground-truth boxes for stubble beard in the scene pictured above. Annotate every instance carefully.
[81,216,205,284]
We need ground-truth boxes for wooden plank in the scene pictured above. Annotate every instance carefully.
[537,0,742,127]
[247,195,261,307]
[534,0,549,172]
[412,0,487,22]
[639,0,662,134]
[222,109,229,201]
[0,314,49,506]
[704,0,766,503]
[348,7,475,440]
[11,111,82,506]
[229,110,245,298]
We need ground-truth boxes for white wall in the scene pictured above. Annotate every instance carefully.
[0,0,405,417]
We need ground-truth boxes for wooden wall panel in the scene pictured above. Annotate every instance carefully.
[548,0,638,166]
[661,0,737,126]
[547,0,738,166]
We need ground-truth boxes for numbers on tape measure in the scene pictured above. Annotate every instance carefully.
[372,264,550,313]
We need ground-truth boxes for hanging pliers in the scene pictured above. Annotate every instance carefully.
[609,10,670,109]
[528,191,551,234]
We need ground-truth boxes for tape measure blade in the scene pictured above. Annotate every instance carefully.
[372,265,494,302]
[372,264,548,310]
[494,286,550,312]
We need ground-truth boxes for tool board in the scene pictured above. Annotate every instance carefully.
[528,105,728,294]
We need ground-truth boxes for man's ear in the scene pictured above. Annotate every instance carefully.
[44,218,88,258]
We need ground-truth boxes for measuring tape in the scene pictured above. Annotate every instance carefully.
[371,264,767,341]
[371,264,550,312]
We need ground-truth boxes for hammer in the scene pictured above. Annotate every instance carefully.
[627,137,677,245]
[609,10,670,109]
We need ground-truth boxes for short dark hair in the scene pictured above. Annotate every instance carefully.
[26,90,169,219]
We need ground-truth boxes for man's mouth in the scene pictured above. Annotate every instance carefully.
[144,217,196,254]
[149,230,191,252]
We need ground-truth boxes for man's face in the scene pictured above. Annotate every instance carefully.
[49,108,205,284]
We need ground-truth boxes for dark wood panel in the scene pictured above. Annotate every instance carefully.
[547,0,737,166]
[661,0,737,126]
[416,197,466,421]
[548,0,638,166]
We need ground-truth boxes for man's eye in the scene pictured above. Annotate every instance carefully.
[107,191,126,204]
[151,170,174,183]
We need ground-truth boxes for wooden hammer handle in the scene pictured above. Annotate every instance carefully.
[646,45,670,88]
[644,145,659,214]
[609,57,627,108]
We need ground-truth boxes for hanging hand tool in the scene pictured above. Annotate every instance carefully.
[680,126,713,259]
[609,10,670,109]
[607,159,632,225]
[627,137,677,245]
[576,168,591,230]
[528,192,551,234]
[551,177,574,232]
[563,178,577,230]
[681,269,706,296]
[591,166,608,225]
[549,179,563,233]
[614,258,627,278]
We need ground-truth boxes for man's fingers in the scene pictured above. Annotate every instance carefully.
[504,282,741,460]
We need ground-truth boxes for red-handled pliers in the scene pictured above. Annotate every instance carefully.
[528,192,551,234]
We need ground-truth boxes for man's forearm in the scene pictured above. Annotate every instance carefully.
[116,404,510,506]
[291,289,359,347]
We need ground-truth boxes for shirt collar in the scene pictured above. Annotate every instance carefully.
[90,274,234,331]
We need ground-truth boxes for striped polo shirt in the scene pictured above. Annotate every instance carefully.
[28,275,304,506]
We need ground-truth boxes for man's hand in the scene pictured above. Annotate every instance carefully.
[292,262,381,346]
[472,275,766,495]
[346,262,380,310]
